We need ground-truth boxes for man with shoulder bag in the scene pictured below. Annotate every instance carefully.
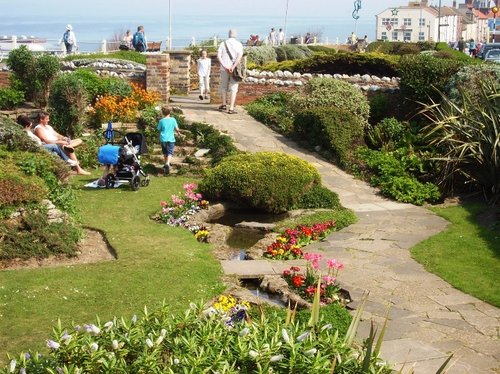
[217,29,244,114]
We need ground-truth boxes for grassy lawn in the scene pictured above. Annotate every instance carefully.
[0,174,224,363]
[411,203,500,307]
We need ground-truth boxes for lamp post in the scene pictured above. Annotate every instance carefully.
[284,0,289,45]
[437,0,442,43]
[168,0,172,50]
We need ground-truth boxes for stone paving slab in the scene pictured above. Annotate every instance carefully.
[177,99,500,373]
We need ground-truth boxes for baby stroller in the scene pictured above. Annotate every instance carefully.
[98,130,150,191]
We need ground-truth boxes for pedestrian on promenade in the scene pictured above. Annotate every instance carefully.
[197,49,211,100]
[120,30,133,50]
[278,28,285,45]
[157,105,180,175]
[62,24,77,54]
[217,29,244,115]
[132,26,147,52]
[268,28,277,46]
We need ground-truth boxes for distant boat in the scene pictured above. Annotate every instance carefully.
[0,35,47,52]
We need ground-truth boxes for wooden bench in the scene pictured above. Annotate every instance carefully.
[147,41,162,52]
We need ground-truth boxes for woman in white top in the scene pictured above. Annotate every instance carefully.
[33,112,90,175]
[197,50,211,100]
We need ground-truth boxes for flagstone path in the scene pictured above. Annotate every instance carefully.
[173,96,499,374]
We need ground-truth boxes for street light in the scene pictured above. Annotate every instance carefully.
[168,0,172,50]
[284,0,289,45]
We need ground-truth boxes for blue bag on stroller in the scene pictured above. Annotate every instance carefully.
[98,144,120,165]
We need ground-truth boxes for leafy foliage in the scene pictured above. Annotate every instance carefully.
[293,184,341,210]
[245,92,295,133]
[244,45,277,66]
[0,211,81,260]
[1,302,390,373]
[188,122,238,165]
[274,45,313,62]
[48,72,88,137]
[199,152,321,213]
[0,166,48,207]
[421,78,500,204]
[357,147,441,205]
[293,107,365,167]
[290,78,370,128]
[398,54,464,105]
[367,41,435,55]
[366,117,405,151]
[62,51,147,64]
[0,116,40,153]
[6,46,60,107]
[0,87,24,110]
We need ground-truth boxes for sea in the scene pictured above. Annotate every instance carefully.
[0,14,374,53]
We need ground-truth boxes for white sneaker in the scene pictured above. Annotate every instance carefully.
[67,159,79,167]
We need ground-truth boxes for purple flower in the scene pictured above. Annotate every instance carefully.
[46,340,60,350]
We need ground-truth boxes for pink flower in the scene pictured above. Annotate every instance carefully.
[327,259,344,270]
[311,260,320,270]
[322,275,336,285]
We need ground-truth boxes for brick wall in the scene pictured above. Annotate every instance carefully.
[146,53,170,104]
[236,84,301,105]
[0,71,12,88]
[168,51,191,94]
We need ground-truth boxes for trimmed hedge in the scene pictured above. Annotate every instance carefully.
[293,184,341,210]
[199,152,321,213]
[245,92,294,133]
[293,107,365,167]
[290,78,370,128]
[398,54,465,105]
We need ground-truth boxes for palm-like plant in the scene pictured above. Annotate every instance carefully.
[420,78,500,204]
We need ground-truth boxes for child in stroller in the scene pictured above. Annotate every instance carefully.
[97,132,150,190]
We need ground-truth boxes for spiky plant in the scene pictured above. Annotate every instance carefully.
[421,78,500,204]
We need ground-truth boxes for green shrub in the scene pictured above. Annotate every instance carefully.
[73,68,102,102]
[0,116,40,153]
[99,76,133,98]
[435,42,481,62]
[199,152,321,213]
[366,117,405,151]
[48,72,88,137]
[76,132,102,169]
[6,46,61,107]
[63,51,147,64]
[244,45,277,66]
[291,77,370,128]
[188,122,238,165]
[357,147,440,205]
[295,52,399,77]
[368,93,392,125]
[445,63,500,106]
[398,54,465,105]
[260,59,298,72]
[293,184,341,210]
[293,107,365,167]
[0,168,47,207]
[0,87,24,110]
[0,211,81,260]
[307,45,338,55]
[245,92,294,133]
[274,45,311,62]
[137,106,162,144]
[397,44,421,55]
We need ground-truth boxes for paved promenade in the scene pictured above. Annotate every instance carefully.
[176,97,499,374]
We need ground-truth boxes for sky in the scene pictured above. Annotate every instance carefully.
[6,0,457,19]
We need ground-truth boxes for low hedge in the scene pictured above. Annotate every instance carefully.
[245,92,294,134]
[199,152,321,213]
[293,107,365,167]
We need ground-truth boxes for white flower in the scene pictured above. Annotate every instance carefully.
[262,343,270,351]
[270,354,284,362]
[90,343,99,352]
[9,359,16,373]
[145,338,154,348]
[296,331,310,342]
[189,302,197,310]
[46,340,60,350]
[112,340,119,350]
[321,324,332,331]
[103,321,113,331]
[173,358,180,365]
[239,327,249,337]
[281,329,290,344]
[19,368,26,374]
[249,350,259,358]
[304,348,317,356]
[155,335,165,345]
[160,328,167,337]
[131,315,137,324]
[84,324,100,336]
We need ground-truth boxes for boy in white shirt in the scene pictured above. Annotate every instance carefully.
[197,50,211,100]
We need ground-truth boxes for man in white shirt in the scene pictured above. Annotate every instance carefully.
[278,28,285,45]
[268,28,277,46]
[217,29,243,114]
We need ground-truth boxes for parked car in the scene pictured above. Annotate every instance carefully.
[484,49,500,63]
[477,43,500,59]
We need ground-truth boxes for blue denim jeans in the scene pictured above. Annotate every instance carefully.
[43,144,69,161]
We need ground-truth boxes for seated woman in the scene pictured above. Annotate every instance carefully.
[31,112,90,175]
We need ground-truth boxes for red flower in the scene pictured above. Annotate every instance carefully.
[305,286,316,295]
[290,266,300,272]
[283,269,291,277]
[292,275,304,287]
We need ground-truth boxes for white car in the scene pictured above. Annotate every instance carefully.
[484,49,500,63]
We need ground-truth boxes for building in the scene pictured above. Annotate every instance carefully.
[376,0,499,43]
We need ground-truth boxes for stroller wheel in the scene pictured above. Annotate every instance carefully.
[131,175,141,191]
[104,174,116,189]
[141,176,150,187]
